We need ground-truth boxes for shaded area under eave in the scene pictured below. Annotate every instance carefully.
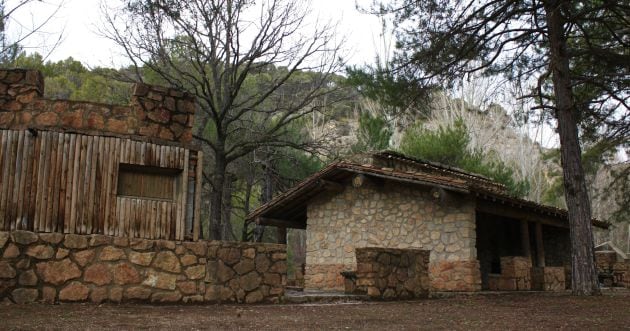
[245,162,609,230]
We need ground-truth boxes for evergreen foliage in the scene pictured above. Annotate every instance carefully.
[400,119,529,197]
[351,112,392,153]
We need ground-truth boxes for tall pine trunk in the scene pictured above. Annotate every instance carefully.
[544,0,599,296]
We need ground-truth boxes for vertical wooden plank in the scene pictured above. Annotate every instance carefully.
[63,134,76,233]
[6,131,19,230]
[156,201,162,240]
[8,130,23,230]
[27,131,41,231]
[20,130,35,230]
[111,138,121,236]
[177,149,189,241]
[69,134,82,234]
[103,138,113,235]
[86,136,98,234]
[36,132,51,232]
[115,197,121,237]
[45,132,59,232]
[193,151,203,241]
[57,133,70,232]
[0,130,8,230]
[47,132,61,232]
[43,132,57,232]
[15,130,30,229]
[95,136,105,234]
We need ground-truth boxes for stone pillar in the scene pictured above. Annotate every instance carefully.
[0,69,44,125]
[535,222,545,267]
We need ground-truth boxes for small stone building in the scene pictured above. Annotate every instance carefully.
[247,151,608,292]
[0,69,203,241]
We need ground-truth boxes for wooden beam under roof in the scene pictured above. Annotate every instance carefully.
[256,216,306,229]
[476,200,569,228]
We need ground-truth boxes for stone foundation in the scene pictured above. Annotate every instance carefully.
[532,267,565,291]
[352,247,430,299]
[0,231,286,304]
[304,264,346,290]
[429,260,481,291]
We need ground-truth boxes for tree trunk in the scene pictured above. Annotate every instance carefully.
[241,177,254,242]
[210,148,227,240]
[221,173,236,240]
[544,0,599,296]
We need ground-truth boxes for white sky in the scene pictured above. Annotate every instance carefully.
[8,0,386,68]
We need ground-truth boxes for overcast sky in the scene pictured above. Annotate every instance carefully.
[8,0,387,68]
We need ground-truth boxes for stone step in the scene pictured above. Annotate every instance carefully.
[284,290,370,304]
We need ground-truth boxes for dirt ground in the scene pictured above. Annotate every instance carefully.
[1,291,629,330]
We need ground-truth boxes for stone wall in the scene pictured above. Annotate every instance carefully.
[595,251,629,288]
[305,179,481,292]
[487,256,531,291]
[531,267,565,291]
[0,231,286,304]
[352,247,430,300]
[0,69,195,144]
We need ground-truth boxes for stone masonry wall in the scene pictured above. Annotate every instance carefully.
[305,179,481,292]
[0,231,286,304]
[0,69,196,144]
[353,247,430,300]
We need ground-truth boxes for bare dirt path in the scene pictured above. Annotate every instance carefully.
[1,291,629,330]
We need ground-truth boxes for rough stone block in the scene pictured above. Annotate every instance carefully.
[90,287,108,304]
[111,262,140,285]
[151,291,182,303]
[99,246,126,261]
[153,251,181,273]
[89,235,113,247]
[39,233,64,245]
[129,251,155,266]
[35,259,81,285]
[2,244,20,258]
[11,231,38,245]
[18,270,38,286]
[84,263,112,286]
[11,288,39,304]
[64,234,88,249]
[73,249,96,267]
[59,282,89,301]
[26,245,55,260]
[124,286,153,300]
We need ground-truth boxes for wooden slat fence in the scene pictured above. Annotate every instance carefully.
[0,129,194,240]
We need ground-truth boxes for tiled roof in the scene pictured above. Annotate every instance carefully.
[246,152,609,229]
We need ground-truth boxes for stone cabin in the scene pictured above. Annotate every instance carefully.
[247,151,608,292]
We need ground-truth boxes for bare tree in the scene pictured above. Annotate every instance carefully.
[102,0,345,240]
[0,0,64,63]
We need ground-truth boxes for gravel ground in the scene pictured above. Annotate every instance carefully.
[0,291,629,330]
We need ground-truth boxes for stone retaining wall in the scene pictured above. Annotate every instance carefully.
[0,69,196,144]
[531,267,565,291]
[487,256,532,291]
[353,247,429,300]
[0,231,286,304]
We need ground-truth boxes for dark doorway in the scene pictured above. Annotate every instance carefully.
[475,212,530,290]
